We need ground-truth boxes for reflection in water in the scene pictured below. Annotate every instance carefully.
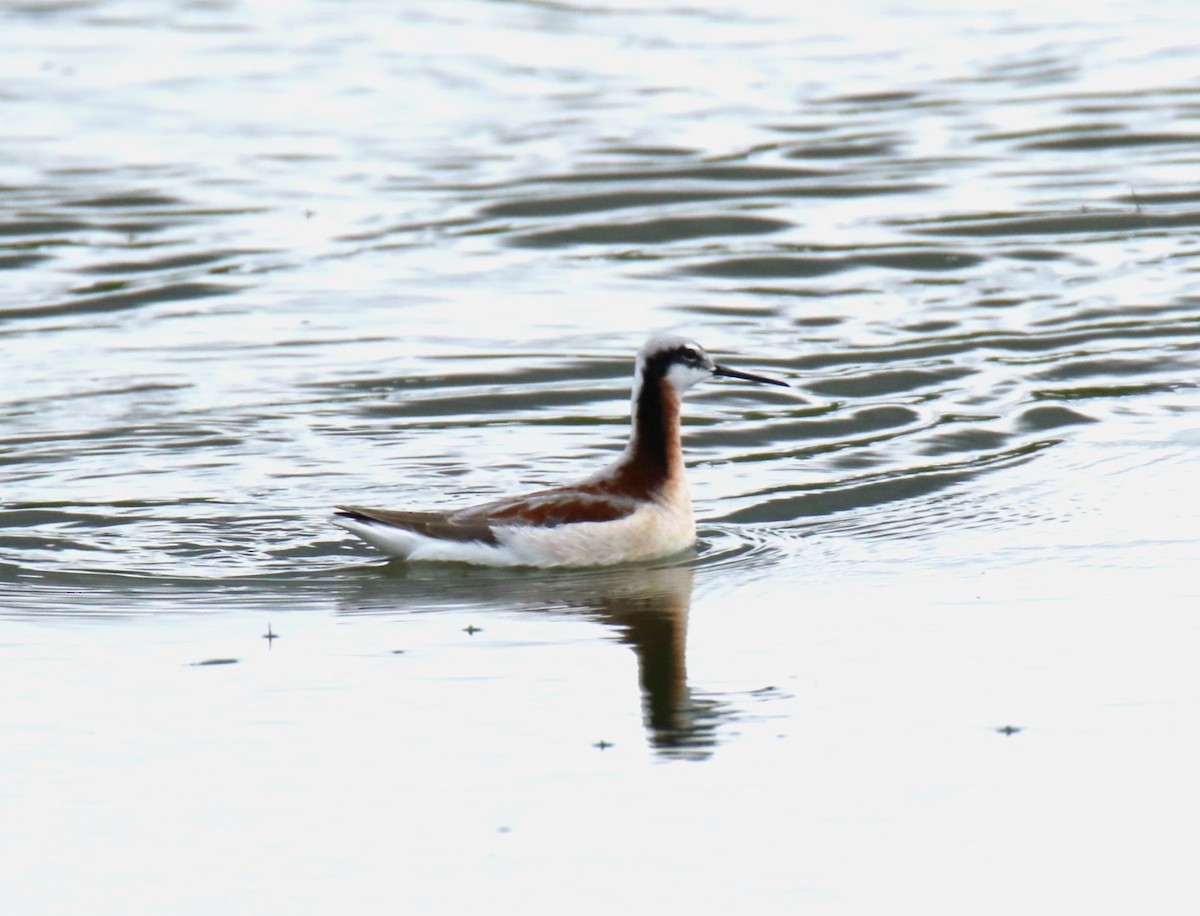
[340,561,724,760]
[581,564,723,760]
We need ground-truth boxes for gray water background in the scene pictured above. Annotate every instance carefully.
[3,1,1199,913]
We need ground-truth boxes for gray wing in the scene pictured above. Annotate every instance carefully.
[459,487,639,528]
[334,506,500,544]
[336,487,638,542]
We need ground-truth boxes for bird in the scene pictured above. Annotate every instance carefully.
[334,334,790,567]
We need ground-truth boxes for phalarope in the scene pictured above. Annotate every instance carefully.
[334,334,789,567]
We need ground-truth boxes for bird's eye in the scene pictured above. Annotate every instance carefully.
[681,346,700,363]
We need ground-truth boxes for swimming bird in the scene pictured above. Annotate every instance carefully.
[334,334,790,567]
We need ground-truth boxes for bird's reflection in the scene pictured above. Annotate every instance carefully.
[577,563,723,759]
[338,559,727,760]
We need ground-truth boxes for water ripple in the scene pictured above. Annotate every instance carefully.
[2,0,1199,596]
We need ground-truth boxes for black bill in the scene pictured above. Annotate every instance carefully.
[712,363,791,388]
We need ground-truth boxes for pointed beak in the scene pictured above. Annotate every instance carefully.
[712,363,791,388]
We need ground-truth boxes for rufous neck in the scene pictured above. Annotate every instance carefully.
[617,375,682,496]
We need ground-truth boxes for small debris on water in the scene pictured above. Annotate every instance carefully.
[996,725,1022,736]
[190,658,239,667]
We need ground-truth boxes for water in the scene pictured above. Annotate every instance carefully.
[3,0,1200,912]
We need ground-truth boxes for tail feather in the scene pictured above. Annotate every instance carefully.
[332,512,423,558]
[334,505,499,545]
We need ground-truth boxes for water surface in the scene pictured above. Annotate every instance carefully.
[3,1,1199,912]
